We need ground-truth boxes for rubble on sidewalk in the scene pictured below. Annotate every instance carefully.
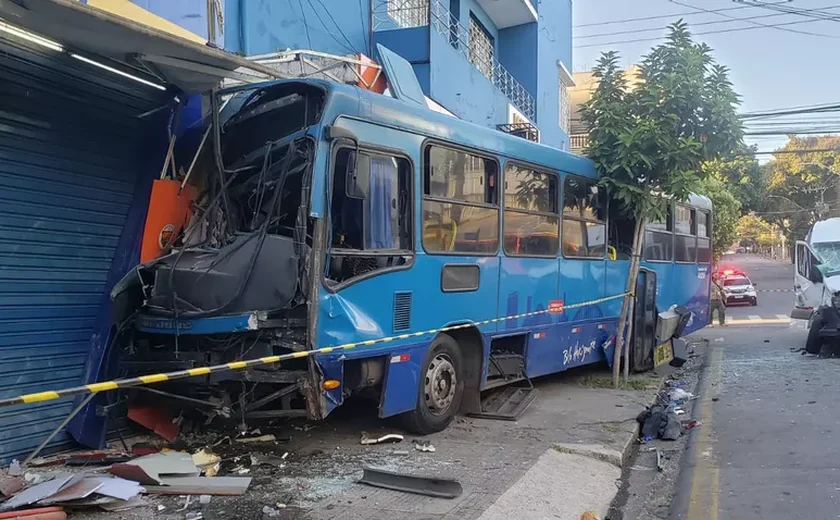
[0,472,146,513]
[359,433,403,445]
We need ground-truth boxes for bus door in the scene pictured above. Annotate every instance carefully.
[497,163,560,373]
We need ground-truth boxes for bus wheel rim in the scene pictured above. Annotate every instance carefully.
[424,353,456,416]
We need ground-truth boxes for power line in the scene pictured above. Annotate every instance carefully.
[734,0,840,23]
[750,148,840,155]
[575,16,840,48]
[303,0,360,54]
[576,6,840,40]
[745,129,840,136]
[672,0,840,39]
[574,4,755,28]
[741,103,840,119]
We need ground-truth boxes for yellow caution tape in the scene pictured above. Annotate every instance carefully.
[0,292,630,408]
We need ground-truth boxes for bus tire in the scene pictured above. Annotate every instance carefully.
[806,314,823,354]
[400,334,464,435]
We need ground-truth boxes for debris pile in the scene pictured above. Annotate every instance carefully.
[0,450,253,516]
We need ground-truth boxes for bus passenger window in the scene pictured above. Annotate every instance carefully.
[327,148,412,284]
[697,211,711,263]
[675,235,697,262]
[644,230,673,261]
[503,164,559,257]
[422,145,499,254]
[675,204,697,263]
[562,177,606,258]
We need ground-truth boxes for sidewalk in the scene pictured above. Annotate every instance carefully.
[68,367,662,520]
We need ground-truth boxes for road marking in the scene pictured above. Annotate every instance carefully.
[776,314,789,320]
[708,317,790,327]
[748,315,761,320]
[687,347,723,520]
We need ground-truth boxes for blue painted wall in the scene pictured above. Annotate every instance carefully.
[428,28,508,127]
[534,0,572,149]
[224,0,369,56]
[131,0,223,47]
[454,0,499,43]
[137,0,572,148]
[498,22,537,98]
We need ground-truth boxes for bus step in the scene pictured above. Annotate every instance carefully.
[468,385,537,421]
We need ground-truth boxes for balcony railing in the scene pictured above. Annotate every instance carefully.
[497,123,539,142]
[373,0,429,29]
[570,134,589,155]
[372,0,536,121]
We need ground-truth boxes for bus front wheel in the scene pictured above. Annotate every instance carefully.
[401,334,464,435]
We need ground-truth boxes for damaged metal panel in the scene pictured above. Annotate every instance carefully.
[0,33,170,461]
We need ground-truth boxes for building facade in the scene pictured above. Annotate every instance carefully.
[138,0,575,150]
[569,66,641,156]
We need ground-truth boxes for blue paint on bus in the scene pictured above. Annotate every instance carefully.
[278,79,714,420]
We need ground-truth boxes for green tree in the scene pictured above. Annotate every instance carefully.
[581,22,743,386]
[764,136,840,246]
[696,176,740,258]
[736,213,779,252]
[701,149,765,214]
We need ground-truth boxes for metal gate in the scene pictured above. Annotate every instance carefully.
[0,32,170,461]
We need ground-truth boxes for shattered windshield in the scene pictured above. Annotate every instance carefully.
[813,241,840,276]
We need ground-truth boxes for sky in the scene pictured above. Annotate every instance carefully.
[572,0,840,154]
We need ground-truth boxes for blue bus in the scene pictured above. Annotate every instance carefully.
[117,74,713,434]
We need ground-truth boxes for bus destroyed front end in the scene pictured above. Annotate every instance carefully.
[111,83,328,428]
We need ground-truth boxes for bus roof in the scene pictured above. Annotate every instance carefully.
[317,79,599,180]
[224,79,713,209]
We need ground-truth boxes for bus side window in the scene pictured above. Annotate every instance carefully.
[674,204,697,263]
[644,205,673,262]
[697,211,712,263]
[503,163,559,257]
[422,144,499,255]
[327,147,412,284]
[562,177,606,258]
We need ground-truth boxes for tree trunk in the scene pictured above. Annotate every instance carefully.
[623,217,644,382]
[613,217,646,388]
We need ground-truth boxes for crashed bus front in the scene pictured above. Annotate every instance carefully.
[112,81,340,425]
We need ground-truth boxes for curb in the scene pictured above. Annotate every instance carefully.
[553,372,669,469]
[667,340,717,519]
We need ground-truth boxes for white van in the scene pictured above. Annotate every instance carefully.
[793,217,840,353]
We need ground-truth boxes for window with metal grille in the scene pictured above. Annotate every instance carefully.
[468,14,494,80]
[387,0,430,28]
[559,81,571,134]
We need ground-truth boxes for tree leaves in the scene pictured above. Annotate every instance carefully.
[696,176,740,258]
[580,23,744,220]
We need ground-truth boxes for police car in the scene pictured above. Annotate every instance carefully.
[715,269,758,306]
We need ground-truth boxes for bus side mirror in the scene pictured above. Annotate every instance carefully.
[346,151,370,200]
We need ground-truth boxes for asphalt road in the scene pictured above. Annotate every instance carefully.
[671,254,840,520]
[717,253,795,322]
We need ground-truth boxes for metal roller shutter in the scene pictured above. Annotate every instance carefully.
[0,32,170,461]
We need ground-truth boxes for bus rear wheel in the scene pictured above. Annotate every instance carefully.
[401,334,464,435]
